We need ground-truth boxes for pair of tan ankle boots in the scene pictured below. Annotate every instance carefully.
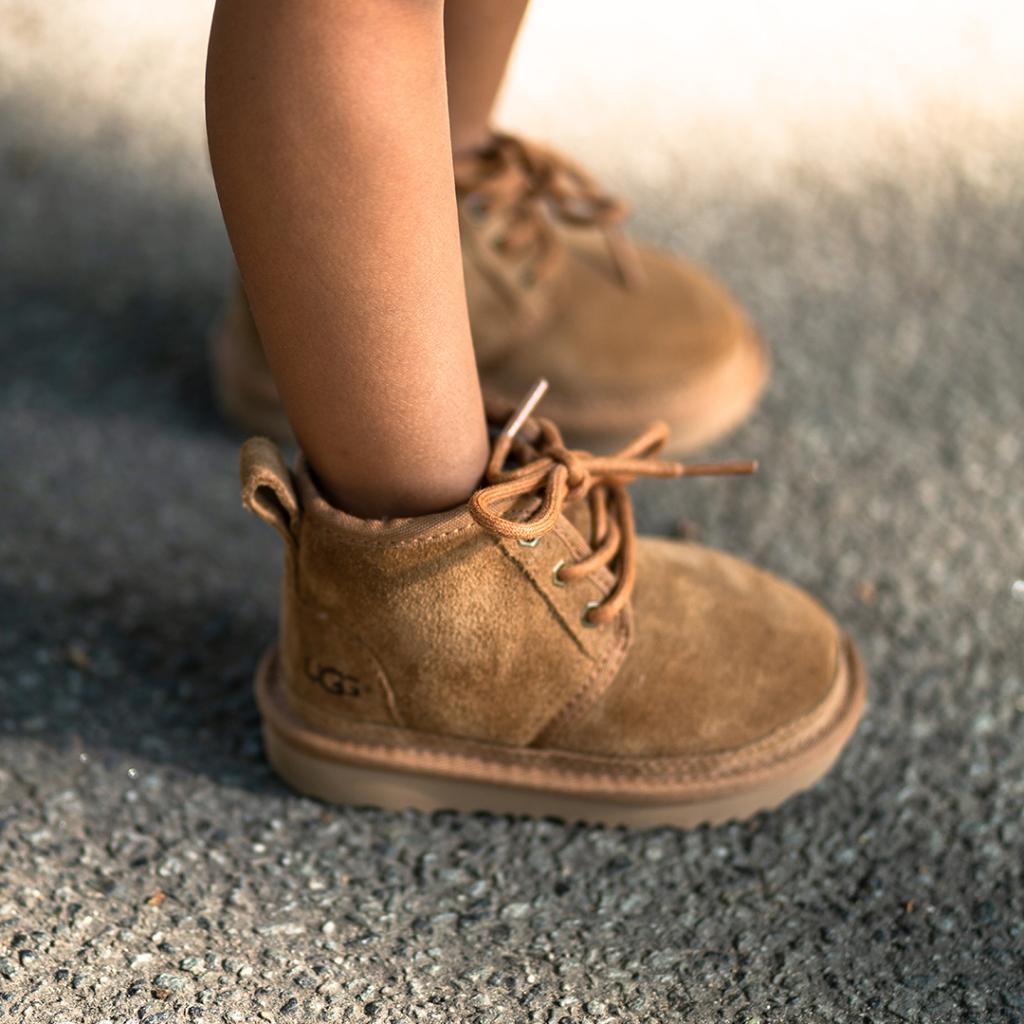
[221,133,865,828]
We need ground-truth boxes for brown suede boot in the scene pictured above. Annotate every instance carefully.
[241,386,863,828]
[214,133,768,454]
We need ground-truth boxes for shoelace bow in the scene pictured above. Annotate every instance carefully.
[453,132,644,289]
[469,382,756,627]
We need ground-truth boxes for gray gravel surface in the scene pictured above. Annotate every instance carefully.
[2,11,1024,1024]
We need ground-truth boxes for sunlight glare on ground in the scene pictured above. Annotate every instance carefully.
[501,1,1024,184]
[2,0,1022,191]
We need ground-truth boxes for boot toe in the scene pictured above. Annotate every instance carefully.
[549,538,846,760]
[481,241,768,449]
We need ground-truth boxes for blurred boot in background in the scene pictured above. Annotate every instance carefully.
[211,0,768,455]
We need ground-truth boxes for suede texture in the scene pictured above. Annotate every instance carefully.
[547,538,841,757]
[242,438,845,762]
[249,447,631,749]
[463,222,762,433]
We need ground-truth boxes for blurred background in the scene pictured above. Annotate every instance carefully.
[1,2,1022,1022]
[3,1,1024,298]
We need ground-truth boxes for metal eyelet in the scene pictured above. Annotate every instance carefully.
[518,537,541,548]
[551,560,567,587]
[581,601,603,628]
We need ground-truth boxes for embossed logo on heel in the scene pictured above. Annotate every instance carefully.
[305,658,361,698]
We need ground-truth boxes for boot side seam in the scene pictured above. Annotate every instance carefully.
[495,540,591,660]
[495,531,634,746]
[529,607,632,748]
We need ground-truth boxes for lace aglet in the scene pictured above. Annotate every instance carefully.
[501,378,549,440]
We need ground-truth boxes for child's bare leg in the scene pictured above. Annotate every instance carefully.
[206,0,487,517]
[444,0,530,155]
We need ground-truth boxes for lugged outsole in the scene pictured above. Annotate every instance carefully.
[255,637,866,829]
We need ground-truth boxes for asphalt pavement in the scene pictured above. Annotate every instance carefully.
[1,2,1023,1021]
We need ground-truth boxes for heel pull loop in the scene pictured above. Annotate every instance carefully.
[240,437,300,548]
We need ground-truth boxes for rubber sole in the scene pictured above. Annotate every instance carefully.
[255,637,866,829]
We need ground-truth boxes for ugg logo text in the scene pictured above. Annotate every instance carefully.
[305,658,362,698]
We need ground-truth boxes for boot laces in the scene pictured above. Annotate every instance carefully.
[454,132,644,290]
[469,382,756,627]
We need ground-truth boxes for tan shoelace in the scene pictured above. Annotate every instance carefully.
[469,382,756,627]
[454,132,644,289]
